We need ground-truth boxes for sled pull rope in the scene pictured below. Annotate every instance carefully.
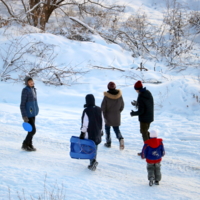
[77,140,96,155]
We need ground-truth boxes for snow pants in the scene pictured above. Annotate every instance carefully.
[147,163,162,181]
[23,117,36,145]
[105,125,123,144]
[140,122,150,142]
[90,145,98,165]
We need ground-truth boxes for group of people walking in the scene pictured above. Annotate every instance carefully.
[20,76,165,186]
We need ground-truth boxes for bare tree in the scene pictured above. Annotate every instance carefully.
[0,36,88,85]
[107,10,159,66]
[157,0,194,68]
[0,0,124,31]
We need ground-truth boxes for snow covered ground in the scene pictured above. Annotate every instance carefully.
[0,67,200,200]
[0,0,200,199]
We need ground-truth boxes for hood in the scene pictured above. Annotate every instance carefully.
[104,89,122,100]
[24,76,33,86]
[139,88,151,99]
[107,89,119,95]
[145,138,163,148]
[85,94,95,107]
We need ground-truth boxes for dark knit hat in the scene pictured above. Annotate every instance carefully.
[107,82,116,90]
[24,76,33,86]
[134,81,143,90]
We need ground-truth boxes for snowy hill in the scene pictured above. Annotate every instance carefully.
[0,0,200,199]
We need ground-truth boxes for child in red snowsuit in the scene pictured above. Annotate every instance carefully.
[141,130,165,186]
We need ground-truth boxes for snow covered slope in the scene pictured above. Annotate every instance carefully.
[0,0,200,199]
[0,71,200,200]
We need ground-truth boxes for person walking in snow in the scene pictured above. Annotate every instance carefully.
[130,81,154,154]
[101,82,125,150]
[20,76,39,151]
[141,130,165,186]
[80,94,104,171]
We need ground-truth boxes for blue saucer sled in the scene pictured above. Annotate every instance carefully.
[70,136,96,160]
[22,122,33,132]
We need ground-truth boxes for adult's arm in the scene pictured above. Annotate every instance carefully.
[20,88,28,117]
[101,112,105,131]
[120,96,125,112]
[131,97,145,116]
[81,112,89,133]
[101,97,107,118]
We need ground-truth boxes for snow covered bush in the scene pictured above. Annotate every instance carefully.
[189,11,200,35]
[157,0,194,68]
[9,182,66,200]
[0,0,124,31]
[0,36,88,85]
[0,16,9,28]
[113,11,157,59]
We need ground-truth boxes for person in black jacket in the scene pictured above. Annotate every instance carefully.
[80,94,104,171]
[130,81,154,147]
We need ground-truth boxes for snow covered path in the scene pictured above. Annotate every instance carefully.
[0,0,200,199]
[0,101,200,200]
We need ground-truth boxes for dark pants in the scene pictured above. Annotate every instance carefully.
[147,163,162,181]
[90,145,98,165]
[105,125,123,144]
[23,117,36,145]
[140,122,150,142]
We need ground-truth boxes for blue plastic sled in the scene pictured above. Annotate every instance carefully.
[70,136,97,160]
[22,122,33,132]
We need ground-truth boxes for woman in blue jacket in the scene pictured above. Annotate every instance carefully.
[20,76,39,151]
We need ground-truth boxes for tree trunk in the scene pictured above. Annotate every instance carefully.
[29,0,56,31]
[29,0,40,27]
[40,4,55,30]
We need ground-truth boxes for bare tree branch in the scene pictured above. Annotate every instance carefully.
[93,66,125,72]
[0,0,15,17]
[21,0,27,12]
[69,17,96,34]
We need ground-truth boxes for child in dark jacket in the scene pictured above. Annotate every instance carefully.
[141,130,165,186]
[80,94,104,171]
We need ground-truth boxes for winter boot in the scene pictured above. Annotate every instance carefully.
[29,143,37,151]
[88,160,98,171]
[119,139,124,150]
[149,177,154,187]
[21,143,33,151]
[155,181,159,185]
[104,143,111,148]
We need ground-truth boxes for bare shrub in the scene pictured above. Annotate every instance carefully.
[8,182,66,200]
[189,11,200,34]
[156,0,194,68]
[0,16,10,28]
[113,11,158,59]
[0,36,88,86]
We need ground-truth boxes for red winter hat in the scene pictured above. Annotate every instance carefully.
[134,81,143,90]
[107,82,116,90]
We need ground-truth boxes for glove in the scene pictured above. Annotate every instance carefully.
[23,116,29,122]
[101,131,104,136]
[131,100,137,107]
[80,132,85,139]
[130,110,135,117]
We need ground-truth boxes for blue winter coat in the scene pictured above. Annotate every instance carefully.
[141,138,165,164]
[20,86,39,118]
